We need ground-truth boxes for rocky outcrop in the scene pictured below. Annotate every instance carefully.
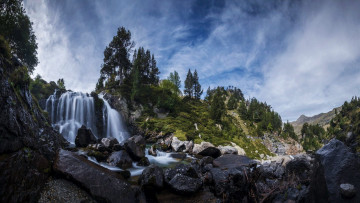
[262,134,304,155]
[124,135,146,161]
[107,150,132,169]
[164,164,202,195]
[139,165,164,190]
[75,125,97,147]
[309,139,360,202]
[170,137,193,153]
[53,149,140,202]
[192,141,214,154]
[101,137,119,148]
[0,56,67,202]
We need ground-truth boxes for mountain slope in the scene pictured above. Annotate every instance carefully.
[291,107,341,135]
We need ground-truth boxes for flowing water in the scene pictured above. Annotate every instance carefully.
[45,91,128,143]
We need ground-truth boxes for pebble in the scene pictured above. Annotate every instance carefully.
[39,178,96,203]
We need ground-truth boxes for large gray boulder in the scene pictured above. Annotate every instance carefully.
[53,149,140,202]
[101,137,119,148]
[139,165,164,191]
[309,139,360,203]
[124,135,146,161]
[107,150,132,169]
[213,154,256,169]
[75,125,97,148]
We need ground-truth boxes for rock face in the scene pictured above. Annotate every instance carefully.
[54,149,140,202]
[309,139,360,202]
[124,135,146,161]
[139,165,164,190]
[0,57,67,202]
[192,142,214,154]
[213,154,256,169]
[101,137,119,148]
[107,150,132,169]
[198,147,221,158]
[75,125,97,147]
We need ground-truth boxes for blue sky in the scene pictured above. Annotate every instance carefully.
[23,0,360,121]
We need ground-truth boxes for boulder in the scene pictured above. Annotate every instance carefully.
[218,145,238,155]
[107,150,132,169]
[168,174,203,195]
[213,154,256,169]
[148,145,157,156]
[75,125,97,147]
[340,183,356,198]
[198,147,221,158]
[53,149,139,202]
[309,139,360,202]
[183,141,194,153]
[170,153,187,160]
[139,165,164,190]
[137,157,150,166]
[101,137,119,148]
[286,156,310,176]
[231,142,246,155]
[124,135,146,161]
[164,164,200,185]
[192,142,215,154]
[171,137,185,152]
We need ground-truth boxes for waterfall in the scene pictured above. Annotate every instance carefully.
[99,94,129,143]
[45,91,129,144]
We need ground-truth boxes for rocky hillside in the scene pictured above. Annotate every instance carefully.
[0,52,67,201]
[291,107,341,135]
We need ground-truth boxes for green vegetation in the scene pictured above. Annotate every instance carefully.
[300,123,325,151]
[282,121,297,141]
[29,74,61,101]
[327,96,360,152]
[0,0,38,73]
[184,69,202,99]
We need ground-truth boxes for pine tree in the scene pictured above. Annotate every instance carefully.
[168,71,181,89]
[184,69,193,97]
[193,69,203,100]
[210,87,226,122]
[57,78,65,90]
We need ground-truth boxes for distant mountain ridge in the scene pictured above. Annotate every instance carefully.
[291,107,341,135]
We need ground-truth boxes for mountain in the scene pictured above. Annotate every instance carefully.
[291,107,341,135]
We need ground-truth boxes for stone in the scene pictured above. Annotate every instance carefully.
[107,150,132,169]
[309,139,360,203]
[171,137,185,152]
[198,147,221,158]
[231,142,246,155]
[148,145,157,156]
[101,137,119,148]
[75,125,97,148]
[139,165,164,190]
[170,153,187,160]
[137,157,150,166]
[340,183,356,198]
[218,145,238,155]
[124,135,146,161]
[53,149,139,202]
[192,142,215,154]
[286,157,310,176]
[213,154,256,169]
[183,140,194,153]
[168,174,202,195]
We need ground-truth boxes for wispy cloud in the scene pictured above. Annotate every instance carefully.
[23,0,360,121]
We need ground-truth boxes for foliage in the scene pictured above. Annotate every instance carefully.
[56,78,65,90]
[0,35,11,60]
[193,70,202,100]
[184,69,193,97]
[168,70,181,90]
[327,96,360,152]
[0,0,38,73]
[210,87,226,123]
[10,65,30,88]
[282,121,297,141]
[29,74,59,101]
[300,122,325,151]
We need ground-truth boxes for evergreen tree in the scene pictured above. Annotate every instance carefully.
[0,0,38,73]
[227,94,238,110]
[149,54,160,85]
[184,69,193,97]
[193,69,203,100]
[282,121,297,140]
[132,47,159,85]
[210,87,226,123]
[100,27,134,86]
[168,70,181,89]
[57,78,65,90]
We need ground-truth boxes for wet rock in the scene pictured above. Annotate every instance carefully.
[213,154,256,169]
[101,137,119,148]
[168,174,202,195]
[148,144,157,156]
[139,165,164,190]
[124,135,146,161]
[200,156,214,167]
[164,164,200,186]
[87,150,108,162]
[171,137,185,152]
[75,125,97,147]
[183,140,194,153]
[309,139,360,203]
[112,143,123,151]
[218,145,238,155]
[340,183,356,198]
[54,149,139,202]
[192,142,214,154]
[107,150,132,169]
[137,157,150,166]
[170,153,187,160]
[198,147,221,158]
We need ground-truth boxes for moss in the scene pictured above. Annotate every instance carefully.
[43,167,51,173]
[174,130,187,141]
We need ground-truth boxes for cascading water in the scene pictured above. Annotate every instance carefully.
[99,94,129,143]
[46,91,97,143]
[45,91,129,144]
